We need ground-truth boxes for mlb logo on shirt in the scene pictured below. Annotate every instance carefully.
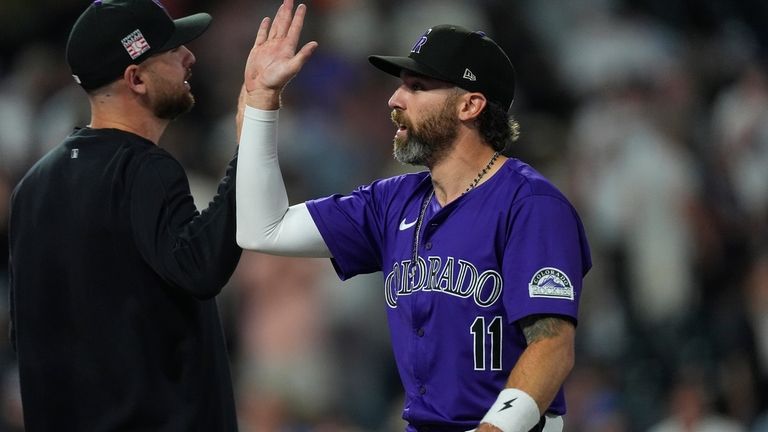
[121,29,150,60]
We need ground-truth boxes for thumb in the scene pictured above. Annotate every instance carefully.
[290,41,319,70]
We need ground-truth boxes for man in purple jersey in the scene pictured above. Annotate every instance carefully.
[235,2,590,431]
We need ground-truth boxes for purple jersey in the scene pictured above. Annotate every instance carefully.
[306,158,591,430]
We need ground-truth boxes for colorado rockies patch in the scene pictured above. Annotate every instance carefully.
[528,267,573,300]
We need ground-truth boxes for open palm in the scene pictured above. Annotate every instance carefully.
[244,0,317,95]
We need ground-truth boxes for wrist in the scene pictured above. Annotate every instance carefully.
[244,87,282,111]
[243,105,279,120]
[480,388,540,432]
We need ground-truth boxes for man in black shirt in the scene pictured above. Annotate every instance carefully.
[7,0,242,430]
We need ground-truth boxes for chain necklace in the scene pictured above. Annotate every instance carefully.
[409,151,501,282]
[410,189,434,280]
[464,151,500,194]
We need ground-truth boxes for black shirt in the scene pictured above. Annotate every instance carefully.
[8,128,242,431]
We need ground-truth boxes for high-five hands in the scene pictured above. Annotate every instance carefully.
[243,0,318,110]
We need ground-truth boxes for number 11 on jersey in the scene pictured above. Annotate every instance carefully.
[470,316,503,371]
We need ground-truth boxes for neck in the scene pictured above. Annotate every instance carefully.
[429,142,505,206]
[88,92,168,145]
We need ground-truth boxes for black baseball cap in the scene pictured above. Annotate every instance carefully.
[65,0,212,91]
[369,25,516,111]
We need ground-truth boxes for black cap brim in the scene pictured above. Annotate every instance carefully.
[369,55,453,83]
[159,12,212,52]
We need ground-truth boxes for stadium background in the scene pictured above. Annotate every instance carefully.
[1,0,767,430]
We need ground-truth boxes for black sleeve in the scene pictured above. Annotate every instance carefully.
[129,150,242,299]
[8,186,19,353]
[8,248,16,353]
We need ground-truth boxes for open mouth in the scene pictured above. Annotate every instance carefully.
[395,124,408,140]
[391,111,409,140]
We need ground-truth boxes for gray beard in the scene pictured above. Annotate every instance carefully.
[393,136,431,166]
[392,119,458,167]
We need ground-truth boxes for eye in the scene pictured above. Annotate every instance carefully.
[410,82,425,91]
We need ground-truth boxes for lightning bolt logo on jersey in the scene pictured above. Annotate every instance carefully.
[306,158,591,430]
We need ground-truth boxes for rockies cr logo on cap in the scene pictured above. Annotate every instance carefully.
[411,28,432,54]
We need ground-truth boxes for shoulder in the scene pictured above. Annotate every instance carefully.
[500,158,572,206]
[131,149,187,193]
[369,171,430,192]
[79,128,185,186]
[308,171,430,214]
[66,128,186,190]
[345,171,430,201]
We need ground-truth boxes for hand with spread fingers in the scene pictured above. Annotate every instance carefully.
[243,0,318,110]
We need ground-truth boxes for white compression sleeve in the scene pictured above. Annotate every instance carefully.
[236,106,331,257]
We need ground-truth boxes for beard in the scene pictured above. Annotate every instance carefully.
[391,94,460,167]
[145,73,195,120]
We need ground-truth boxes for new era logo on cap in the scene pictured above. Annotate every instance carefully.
[121,29,151,59]
[463,68,476,81]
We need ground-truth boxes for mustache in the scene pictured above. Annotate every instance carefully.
[391,110,410,128]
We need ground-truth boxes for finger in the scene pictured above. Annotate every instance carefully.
[282,41,317,77]
[295,41,318,63]
[270,0,294,39]
[267,1,285,39]
[285,3,307,45]
[254,17,271,46]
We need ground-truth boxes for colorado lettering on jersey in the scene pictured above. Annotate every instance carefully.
[384,256,502,308]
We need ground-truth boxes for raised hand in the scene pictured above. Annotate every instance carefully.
[243,0,318,110]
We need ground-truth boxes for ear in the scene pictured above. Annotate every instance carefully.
[123,64,148,94]
[458,92,487,122]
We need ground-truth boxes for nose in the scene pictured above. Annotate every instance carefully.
[388,85,406,110]
[180,45,196,67]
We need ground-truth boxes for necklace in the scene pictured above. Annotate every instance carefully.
[409,151,501,282]
[464,151,500,194]
[410,189,435,280]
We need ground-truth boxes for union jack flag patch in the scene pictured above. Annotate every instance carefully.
[121,29,150,59]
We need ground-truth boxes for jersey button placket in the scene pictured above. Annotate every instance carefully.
[424,219,438,251]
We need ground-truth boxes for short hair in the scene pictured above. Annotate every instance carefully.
[476,100,520,152]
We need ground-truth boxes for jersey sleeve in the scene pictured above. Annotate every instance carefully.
[306,183,385,280]
[129,150,242,299]
[502,194,591,325]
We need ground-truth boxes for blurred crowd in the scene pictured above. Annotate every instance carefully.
[1,0,768,431]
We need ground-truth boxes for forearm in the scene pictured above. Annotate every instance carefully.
[476,317,574,432]
[177,153,243,292]
[235,106,330,257]
[506,317,575,413]
[130,152,242,299]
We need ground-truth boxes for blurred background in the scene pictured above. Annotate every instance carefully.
[1,0,768,431]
